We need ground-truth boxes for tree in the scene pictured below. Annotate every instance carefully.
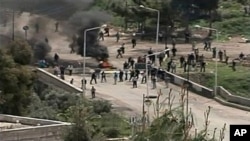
[6,40,33,65]
[194,0,219,35]
[0,49,34,115]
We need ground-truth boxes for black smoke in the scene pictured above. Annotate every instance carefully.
[0,0,94,20]
[28,38,51,60]
[0,0,111,60]
[66,11,111,59]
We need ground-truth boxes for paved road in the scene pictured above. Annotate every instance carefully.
[62,74,250,141]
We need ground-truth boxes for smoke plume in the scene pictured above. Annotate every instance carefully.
[66,11,111,59]
[0,0,111,60]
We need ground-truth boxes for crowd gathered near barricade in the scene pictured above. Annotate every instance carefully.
[39,26,249,98]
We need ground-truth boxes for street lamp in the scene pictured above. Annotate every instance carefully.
[139,5,160,45]
[194,25,218,96]
[83,26,102,96]
[23,26,29,40]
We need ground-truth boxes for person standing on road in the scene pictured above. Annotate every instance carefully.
[81,79,87,89]
[68,65,73,76]
[116,32,120,42]
[132,77,138,88]
[99,31,104,41]
[125,70,128,81]
[132,38,136,48]
[70,78,74,84]
[104,27,110,36]
[55,22,59,32]
[141,71,147,84]
[91,86,96,98]
[152,75,157,89]
[90,72,97,84]
[119,70,124,82]
[129,70,135,81]
[54,53,59,63]
[114,72,118,85]
[120,43,125,54]
[101,71,107,83]
[171,47,177,57]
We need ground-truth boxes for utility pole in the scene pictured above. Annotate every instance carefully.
[12,9,15,41]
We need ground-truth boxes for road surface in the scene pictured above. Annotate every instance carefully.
[62,74,250,141]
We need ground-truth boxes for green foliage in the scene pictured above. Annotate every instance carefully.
[28,87,79,120]
[6,40,33,65]
[103,128,120,138]
[92,100,112,114]
[180,62,250,98]
[64,105,93,141]
[0,48,34,115]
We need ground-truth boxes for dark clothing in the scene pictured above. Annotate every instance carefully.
[116,49,123,58]
[172,47,177,57]
[90,73,97,84]
[120,46,125,54]
[91,87,96,98]
[180,56,185,68]
[101,72,107,82]
[54,53,59,62]
[218,51,223,61]
[129,71,135,81]
[232,61,236,71]
[132,77,138,88]
[104,27,110,36]
[135,69,140,79]
[99,31,104,41]
[123,62,129,69]
[125,71,128,80]
[132,38,136,48]
[55,22,59,32]
[200,62,206,72]
[212,48,216,58]
[184,32,190,43]
[119,71,124,82]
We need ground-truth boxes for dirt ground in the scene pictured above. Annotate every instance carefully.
[1,13,249,69]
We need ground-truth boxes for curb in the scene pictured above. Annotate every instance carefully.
[214,97,250,112]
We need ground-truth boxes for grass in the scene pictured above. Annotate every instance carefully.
[175,61,250,98]
[205,61,250,98]
[90,112,131,137]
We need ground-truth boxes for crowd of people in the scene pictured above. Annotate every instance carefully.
[47,25,249,98]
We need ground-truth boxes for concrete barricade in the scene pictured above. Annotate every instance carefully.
[217,86,250,107]
[153,68,214,98]
[34,68,83,93]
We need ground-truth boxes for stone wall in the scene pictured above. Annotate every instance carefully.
[217,86,250,107]
[34,68,82,93]
[154,68,214,98]
[0,124,69,141]
[0,114,70,141]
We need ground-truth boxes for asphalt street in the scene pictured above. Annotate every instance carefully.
[63,74,250,141]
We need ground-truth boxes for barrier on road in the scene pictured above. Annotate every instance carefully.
[34,68,83,93]
[153,68,214,98]
[217,86,250,107]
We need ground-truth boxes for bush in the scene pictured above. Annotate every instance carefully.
[92,100,112,114]
[103,128,120,138]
